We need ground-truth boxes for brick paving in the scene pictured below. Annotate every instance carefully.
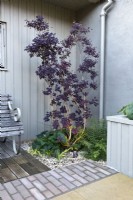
[0,160,117,200]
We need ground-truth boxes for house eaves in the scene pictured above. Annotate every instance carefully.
[43,0,100,11]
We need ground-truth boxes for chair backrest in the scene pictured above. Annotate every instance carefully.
[0,94,24,137]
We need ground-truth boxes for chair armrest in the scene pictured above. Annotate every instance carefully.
[8,101,21,122]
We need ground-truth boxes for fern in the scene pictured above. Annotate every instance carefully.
[78,119,107,161]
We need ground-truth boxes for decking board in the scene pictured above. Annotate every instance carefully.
[0,140,50,183]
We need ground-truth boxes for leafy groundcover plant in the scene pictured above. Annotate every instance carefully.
[25,16,99,159]
[118,102,133,120]
[77,119,107,161]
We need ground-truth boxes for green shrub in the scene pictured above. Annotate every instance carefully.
[78,119,107,161]
[31,128,85,159]
[118,102,133,120]
[30,119,107,161]
[31,130,67,159]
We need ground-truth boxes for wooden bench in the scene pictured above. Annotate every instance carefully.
[0,94,24,154]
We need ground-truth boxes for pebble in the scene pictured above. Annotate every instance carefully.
[21,142,106,169]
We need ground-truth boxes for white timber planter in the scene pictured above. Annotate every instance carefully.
[107,115,133,177]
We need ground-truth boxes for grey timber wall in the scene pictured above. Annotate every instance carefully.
[0,0,75,140]
[77,2,104,118]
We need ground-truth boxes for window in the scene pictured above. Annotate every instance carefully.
[0,21,7,69]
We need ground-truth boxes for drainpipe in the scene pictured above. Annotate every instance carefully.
[99,0,114,119]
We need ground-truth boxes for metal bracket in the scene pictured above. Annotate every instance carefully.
[8,101,21,122]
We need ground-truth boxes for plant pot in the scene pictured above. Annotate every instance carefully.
[107,115,133,177]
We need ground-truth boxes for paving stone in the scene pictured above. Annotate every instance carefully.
[78,162,86,167]
[95,167,111,175]
[17,185,31,198]
[84,165,98,173]
[85,176,95,182]
[72,174,88,184]
[30,188,46,200]
[26,197,36,200]
[45,182,61,195]
[20,178,34,189]
[60,178,75,189]
[0,190,13,200]
[107,168,117,174]
[72,180,82,187]
[92,162,109,170]
[33,180,46,192]
[85,170,100,180]
[83,160,96,168]
[41,171,51,177]
[60,172,75,182]
[49,170,62,179]
[35,174,48,184]
[95,163,110,172]
[88,159,95,163]
[74,164,86,171]
[12,193,24,200]
[0,184,4,191]
[97,165,109,170]
[12,180,21,187]
[4,182,17,195]
[87,161,115,174]
[97,172,106,178]
[47,176,62,187]
[71,168,86,177]
[43,190,54,198]
[58,185,69,193]
[28,175,36,182]
[61,167,75,175]
[54,168,63,173]
[67,165,75,170]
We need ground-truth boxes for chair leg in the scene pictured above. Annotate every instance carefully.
[12,134,21,154]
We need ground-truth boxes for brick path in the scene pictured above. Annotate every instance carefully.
[0,160,117,200]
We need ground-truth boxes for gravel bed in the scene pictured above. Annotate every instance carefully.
[21,142,106,169]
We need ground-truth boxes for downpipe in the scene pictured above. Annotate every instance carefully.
[99,0,114,119]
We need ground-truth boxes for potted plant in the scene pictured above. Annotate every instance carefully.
[107,102,133,178]
[118,102,133,120]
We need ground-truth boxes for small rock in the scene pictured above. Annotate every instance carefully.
[21,141,106,169]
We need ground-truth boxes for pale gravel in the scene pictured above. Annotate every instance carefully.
[21,142,106,169]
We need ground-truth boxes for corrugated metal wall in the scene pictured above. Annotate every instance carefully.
[0,0,76,140]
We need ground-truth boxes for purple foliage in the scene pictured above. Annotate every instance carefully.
[26,16,49,31]
[25,16,99,130]
[53,120,59,129]
[71,128,78,135]
[61,118,71,128]
[89,97,99,107]
[70,22,90,35]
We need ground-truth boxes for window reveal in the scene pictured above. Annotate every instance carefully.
[0,21,7,68]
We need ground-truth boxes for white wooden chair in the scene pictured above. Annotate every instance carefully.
[0,94,24,154]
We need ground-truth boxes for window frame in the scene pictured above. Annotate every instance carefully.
[0,21,7,71]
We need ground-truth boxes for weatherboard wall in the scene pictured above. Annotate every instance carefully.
[0,0,76,140]
[107,115,133,178]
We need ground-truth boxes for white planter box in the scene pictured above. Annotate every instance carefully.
[107,115,133,177]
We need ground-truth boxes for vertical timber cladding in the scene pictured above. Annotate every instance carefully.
[107,115,133,178]
[0,0,75,140]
